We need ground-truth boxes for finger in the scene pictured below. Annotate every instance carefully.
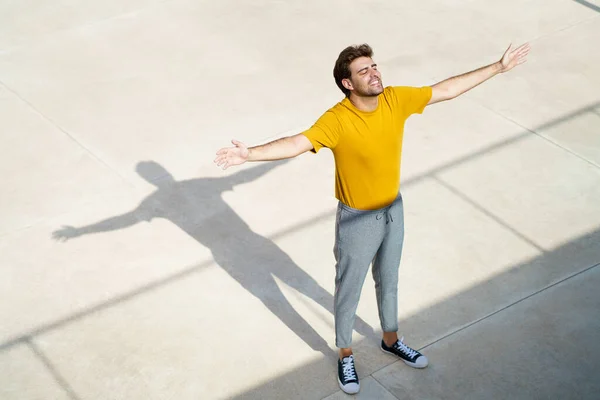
[216,148,230,155]
[517,59,528,65]
[232,139,246,148]
[504,43,513,55]
[222,161,229,170]
[518,42,531,50]
[517,46,530,56]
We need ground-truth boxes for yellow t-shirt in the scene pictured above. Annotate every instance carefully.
[303,86,432,210]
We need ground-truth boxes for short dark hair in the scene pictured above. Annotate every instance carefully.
[333,44,374,97]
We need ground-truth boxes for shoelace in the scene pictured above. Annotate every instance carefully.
[393,337,418,359]
[341,356,357,381]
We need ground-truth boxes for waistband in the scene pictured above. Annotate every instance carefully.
[338,192,402,215]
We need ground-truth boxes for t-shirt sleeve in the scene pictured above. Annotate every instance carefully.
[301,110,341,153]
[391,86,432,116]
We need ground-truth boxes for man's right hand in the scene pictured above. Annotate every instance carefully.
[214,140,249,169]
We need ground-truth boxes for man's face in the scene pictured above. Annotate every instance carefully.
[345,56,383,97]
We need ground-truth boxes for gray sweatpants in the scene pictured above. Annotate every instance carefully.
[333,193,404,348]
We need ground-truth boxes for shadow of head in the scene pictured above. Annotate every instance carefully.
[136,161,175,187]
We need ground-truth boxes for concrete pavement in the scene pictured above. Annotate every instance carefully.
[1,0,599,399]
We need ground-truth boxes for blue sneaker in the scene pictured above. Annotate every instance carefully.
[381,337,428,368]
[337,355,360,394]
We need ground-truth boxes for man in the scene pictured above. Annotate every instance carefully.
[215,42,530,394]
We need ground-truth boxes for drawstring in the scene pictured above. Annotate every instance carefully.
[376,209,394,224]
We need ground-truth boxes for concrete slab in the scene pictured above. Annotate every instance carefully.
[386,0,599,86]
[462,17,600,160]
[536,102,600,167]
[4,0,594,185]
[19,157,355,399]
[0,0,360,184]
[343,171,600,352]
[23,168,598,400]
[400,95,527,183]
[32,264,338,400]
[0,191,211,345]
[322,376,399,400]
[0,0,167,51]
[0,85,128,234]
[372,264,600,400]
[437,134,600,250]
[1,0,598,399]
[241,221,600,399]
[0,343,71,400]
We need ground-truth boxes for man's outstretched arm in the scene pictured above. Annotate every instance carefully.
[428,43,530,105]
[214,133,313,170]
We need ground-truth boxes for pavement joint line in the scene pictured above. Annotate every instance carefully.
[0,80,134,187]
[474,100,600,170]
[26,338,82,400]
[0,259,214,352]
[431,175,547,253]
[370,374,402,400]
[0,194,128,240]
[523,8,600,45]
[415,261,600,354]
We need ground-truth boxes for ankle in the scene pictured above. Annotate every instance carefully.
[382,332,398,347]
[339,348,353,359]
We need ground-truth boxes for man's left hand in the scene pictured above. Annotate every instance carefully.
[499,43,531,73]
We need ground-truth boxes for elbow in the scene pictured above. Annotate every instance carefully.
[442,87,458,101]
[431,85,455,104]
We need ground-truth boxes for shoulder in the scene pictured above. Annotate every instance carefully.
[315,101,347,125]
[384,86,414,98]
[387,85,432,98]
[383,86,432,106]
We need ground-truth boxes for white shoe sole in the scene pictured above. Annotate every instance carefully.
[380,346,428,369]
[337,377,360,394]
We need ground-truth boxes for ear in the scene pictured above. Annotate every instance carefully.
[342,78,353,91]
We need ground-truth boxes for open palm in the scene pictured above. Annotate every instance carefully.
[500,43,530,73]
[214,140,249,170]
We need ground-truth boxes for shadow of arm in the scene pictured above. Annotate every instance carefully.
[52,211,141,242]
[228,159,290,187]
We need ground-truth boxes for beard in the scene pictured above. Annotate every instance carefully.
[354,80,384,97]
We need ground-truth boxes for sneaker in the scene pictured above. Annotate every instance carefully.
[380,337,428,368]
[337,355,360,394]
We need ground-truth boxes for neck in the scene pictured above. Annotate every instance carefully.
[348,93,379,112]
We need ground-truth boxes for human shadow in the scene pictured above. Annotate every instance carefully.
[52,161,374,356]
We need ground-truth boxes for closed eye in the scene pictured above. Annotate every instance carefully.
[357,64,378,75]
